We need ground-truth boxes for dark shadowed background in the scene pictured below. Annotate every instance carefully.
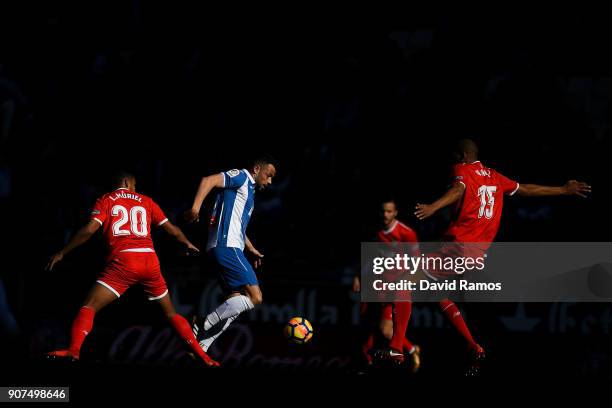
[0,4,610,380]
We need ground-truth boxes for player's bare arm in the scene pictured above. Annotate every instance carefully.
[185,173,225,222]
[160,221,200,253]
[45,219,101,271]
[517,180,591,198]
[246,236,264,269]
[414,183,466,220]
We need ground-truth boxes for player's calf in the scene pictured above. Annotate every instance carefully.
[244,285,263,305]
[379,319,393,340]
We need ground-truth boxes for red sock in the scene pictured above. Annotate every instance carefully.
[69,306,95,357]
[169,314,216,364]
[402,336,415,353]
[389,302,411,352]
[439,299,477,349]
[362,333,374,364]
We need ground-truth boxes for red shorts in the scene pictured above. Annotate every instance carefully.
[97,251,168,300]
[422,242,488,280]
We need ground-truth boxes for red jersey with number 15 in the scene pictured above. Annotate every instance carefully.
[90,188,168,259]
[444,161,519,244]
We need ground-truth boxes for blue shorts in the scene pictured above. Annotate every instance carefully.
[210,247,259,292]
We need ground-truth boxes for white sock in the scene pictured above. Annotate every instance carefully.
[199,315,239,352]
[204,295,254,330]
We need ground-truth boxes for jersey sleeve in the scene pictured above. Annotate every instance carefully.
[401,227,418,243]
[90,197,108,226]
[452,164,468,188]
[221,169,248,190]
[496,171,520,196]
[150,200,169,227]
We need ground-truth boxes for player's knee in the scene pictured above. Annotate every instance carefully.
[250,292,263,305]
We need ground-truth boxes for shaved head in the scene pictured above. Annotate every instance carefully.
[112,171,136,191]
[453,138,479,163]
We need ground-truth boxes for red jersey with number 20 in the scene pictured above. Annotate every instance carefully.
[90,188,168,259]
[444,161,519,244]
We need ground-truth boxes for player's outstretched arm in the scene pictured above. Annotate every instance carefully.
[160,221,200,254]
[46,219,101,271]
[415,183,465,220]
[161,221,200,253]
[517,180,591,198]
[185,173,225,222]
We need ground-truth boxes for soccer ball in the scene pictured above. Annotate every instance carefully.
[284,317,314,344]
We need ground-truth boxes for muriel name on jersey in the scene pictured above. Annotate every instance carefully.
[110,191,143,202]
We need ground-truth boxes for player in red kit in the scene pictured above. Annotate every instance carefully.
[356,199,421,372]
[45,172,219,367]
[413,139,591,373]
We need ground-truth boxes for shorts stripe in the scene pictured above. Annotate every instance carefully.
[96,280,121,298]
[148,289,169,301]
[233,248,248,273]
[120,248,155,253]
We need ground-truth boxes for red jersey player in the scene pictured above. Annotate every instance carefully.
[356,199,421,372]
[45,172,219,367]
[413,139,591,374]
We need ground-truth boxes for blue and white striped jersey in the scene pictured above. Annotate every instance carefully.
[206,169,256,251]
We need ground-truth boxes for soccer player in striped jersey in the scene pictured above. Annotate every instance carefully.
[185,156,276,354]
